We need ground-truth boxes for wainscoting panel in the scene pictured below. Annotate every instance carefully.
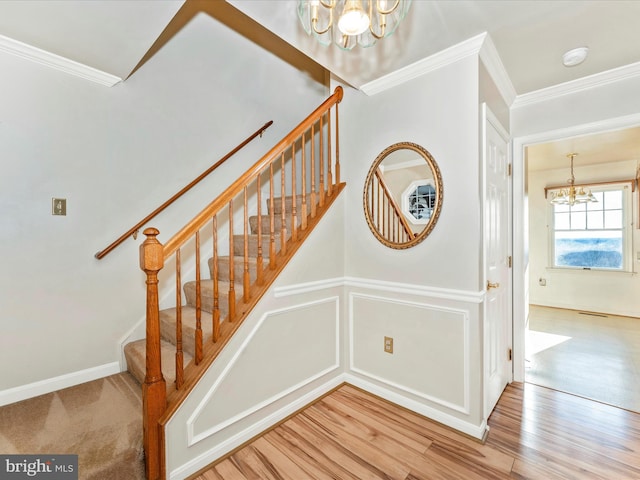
[188,296,340,445]
[350,292,470,414]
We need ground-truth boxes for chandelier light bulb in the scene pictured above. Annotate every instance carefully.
[338,1,370,35]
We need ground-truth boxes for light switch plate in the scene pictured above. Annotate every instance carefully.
[52,198,67,216]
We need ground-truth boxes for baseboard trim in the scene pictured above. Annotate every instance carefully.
[0,362,121,407]
[169,375,345,480]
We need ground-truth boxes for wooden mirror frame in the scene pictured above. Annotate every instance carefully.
[363,142,443,249]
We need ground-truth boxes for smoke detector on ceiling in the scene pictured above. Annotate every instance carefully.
[562,47,589,67]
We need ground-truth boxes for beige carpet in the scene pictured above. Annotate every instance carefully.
[525,305,640,413]
[0,373,145,480]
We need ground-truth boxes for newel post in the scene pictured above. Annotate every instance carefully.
[140,228,167,480]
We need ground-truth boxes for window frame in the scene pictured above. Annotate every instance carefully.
[548,181,634,272]
[401,179,437,225]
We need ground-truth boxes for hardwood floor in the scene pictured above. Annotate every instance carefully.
[525,305,640,412]
[190,382,640,479]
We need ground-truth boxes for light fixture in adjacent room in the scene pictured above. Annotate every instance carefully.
[297,0,411,50]
[562,46,589,67]
[550,153,597,206]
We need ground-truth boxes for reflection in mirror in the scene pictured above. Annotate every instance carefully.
[363,142,443,249]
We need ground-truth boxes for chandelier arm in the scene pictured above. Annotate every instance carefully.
[319,0,336,8]
[375,0,401,15]
[369,26,386,39]
[368,1,387,39]
[312,7,334,35]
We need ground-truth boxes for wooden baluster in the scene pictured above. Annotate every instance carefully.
[280,153,287,256]
[195,231,203,365]
[384,198,393,238]
[301,132,308,230]
[335,102,340,184]
[378,183,384,235]
[291,143,298,242]
[269,163,276,269]
[370,180,375,230]
[140,228,166,480]
[388,200,392,240]
[175,248,184,389]
[228,200,236,321]
[319,115,325,207]
[256,173,264,285]
[243,186,250,303]
[394,213,399,243]
[212,216,220,342]
[310,123,317,218]
[327,109,333,197]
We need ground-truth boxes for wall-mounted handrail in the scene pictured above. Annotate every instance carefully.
[94,120,273,260]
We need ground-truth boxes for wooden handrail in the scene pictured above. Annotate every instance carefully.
[163,86,343,258]
[94,120,273,260]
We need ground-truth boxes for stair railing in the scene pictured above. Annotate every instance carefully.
[95,121,273,260]
[371,167,415,243]
[139,86,343,480]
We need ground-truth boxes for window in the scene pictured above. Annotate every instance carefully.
[550,184,632,271]
[402,180,436,224]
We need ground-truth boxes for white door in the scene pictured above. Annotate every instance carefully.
[483,104,512,418]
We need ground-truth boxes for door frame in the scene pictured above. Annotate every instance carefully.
[511,112,640,382]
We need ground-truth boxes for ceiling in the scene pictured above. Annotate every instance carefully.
[1,1,639,96]
[0,0,638,168]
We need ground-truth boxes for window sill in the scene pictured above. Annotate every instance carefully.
[546,266,636,277]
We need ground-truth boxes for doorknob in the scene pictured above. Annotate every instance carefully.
[487,281,500,290]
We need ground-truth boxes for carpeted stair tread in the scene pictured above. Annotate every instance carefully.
[233,233,283,256]
[248,214,296,235]
[210,255,268,282]
[268,193,314,215]
[183,279,243,314]
[124,339,193,394]
[160,306,217,358]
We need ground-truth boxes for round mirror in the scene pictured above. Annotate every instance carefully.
[363,142,443,249]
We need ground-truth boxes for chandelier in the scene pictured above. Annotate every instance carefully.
[297,0,411,50]
[550,153,597,206]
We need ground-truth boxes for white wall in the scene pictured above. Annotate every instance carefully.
[339,57,487,434]
[0,11,327,395]
[528,160,640,317]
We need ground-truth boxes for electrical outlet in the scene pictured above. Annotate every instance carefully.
[538,277,546,286]
[384,336,393,354]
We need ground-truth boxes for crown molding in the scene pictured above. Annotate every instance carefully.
[0,34,122,87]
[359,32,487,96]
[478,34,517,107]
[512,60,640,108]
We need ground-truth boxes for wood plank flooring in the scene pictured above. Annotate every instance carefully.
[525,305,640,412]
[191,382,640,479]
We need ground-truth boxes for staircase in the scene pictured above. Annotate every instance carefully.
[121,87,344,480]
[123,194,320,390]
